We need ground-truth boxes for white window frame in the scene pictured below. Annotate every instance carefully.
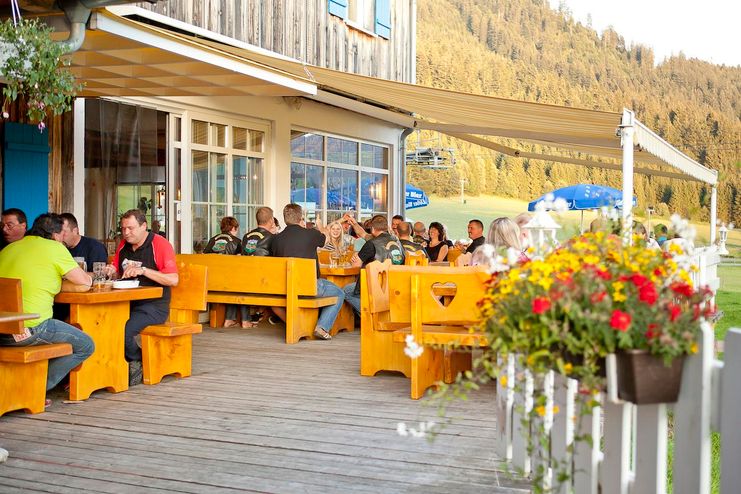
[290,127,390,224]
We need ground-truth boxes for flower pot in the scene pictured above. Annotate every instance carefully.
[616,350,685,404]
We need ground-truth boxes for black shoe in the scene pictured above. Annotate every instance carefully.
[268,315,281,325]
[128,360,143,386]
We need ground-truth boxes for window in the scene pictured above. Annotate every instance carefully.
[191,119,265,253]
[290,129,389,223]
[348,0,375,32]
[328,0,391,39]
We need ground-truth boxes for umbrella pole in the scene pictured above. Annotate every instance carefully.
[580,210,584,234]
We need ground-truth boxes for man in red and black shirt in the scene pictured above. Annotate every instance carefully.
[109,209,178,385]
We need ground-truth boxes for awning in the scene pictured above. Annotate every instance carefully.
[53,10,316,98]
[65,7,716,186]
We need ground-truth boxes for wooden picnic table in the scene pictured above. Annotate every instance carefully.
[319,265,359,335]
[55,286,163,400]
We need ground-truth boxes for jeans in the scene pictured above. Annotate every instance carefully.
[343,282,361,315]
[316,278,345,332]
[0,318,95,390]
[125,302,169,362]
[225,304,249,321]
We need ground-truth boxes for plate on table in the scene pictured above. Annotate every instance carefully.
[112,280,140,289]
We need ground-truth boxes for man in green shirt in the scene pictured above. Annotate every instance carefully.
[0,213,94,396]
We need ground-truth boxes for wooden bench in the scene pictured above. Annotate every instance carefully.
[176,254,339,344]
[0,278,72,416]
[388,267,490,399]
[140,262,206,385]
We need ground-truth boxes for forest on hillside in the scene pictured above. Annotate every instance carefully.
[409,0,741,224]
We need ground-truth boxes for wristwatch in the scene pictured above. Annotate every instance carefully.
[141,266,147,275]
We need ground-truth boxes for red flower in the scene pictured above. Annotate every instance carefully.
[653,268,663,277]
[595,269,611,280]
[670,282,693,298]
[532,297,551,314]
[646,323,659,339]
[610,310,632,332]
[630,274,649,287]
[668,303,682,322]
[590,291,607,304]
[638,283,658,305]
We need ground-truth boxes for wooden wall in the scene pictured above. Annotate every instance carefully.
[134,0,415,83]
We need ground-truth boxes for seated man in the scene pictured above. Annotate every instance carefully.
[397,221,429,258]
[462,219,486,253]
[1,207,27,250]
[270,204,344,341]
[107,209,179,386]
[391,214,405,237]
[343,215,406,314]
[0,213,94,401]
[412,221,428,247]
[60,212,108,272]
[242,206,275,257]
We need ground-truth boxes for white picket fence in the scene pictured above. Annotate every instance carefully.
[494,247,739,494]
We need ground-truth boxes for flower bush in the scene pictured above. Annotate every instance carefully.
[0,18,82,130]
[477,230,715,387]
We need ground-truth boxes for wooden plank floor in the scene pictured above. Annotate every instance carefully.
[0,325,529,493]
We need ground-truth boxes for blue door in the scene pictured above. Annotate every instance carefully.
[3,122,49,223]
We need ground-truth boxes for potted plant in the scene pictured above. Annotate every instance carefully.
[0,18,82,131]
[479,228,715,401]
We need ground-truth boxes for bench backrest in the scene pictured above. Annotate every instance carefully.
[388,266,489,324]
[366,260,392,314]
[170,263,208,312]
[404,251,429,266]
[0,277,26,334]
[175,254,318,296]
[411,270,489,326]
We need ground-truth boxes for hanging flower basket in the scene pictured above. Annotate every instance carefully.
[0,18,82,131]
[615,349,685,404]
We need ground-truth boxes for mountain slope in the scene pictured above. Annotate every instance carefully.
[412,0,741,224]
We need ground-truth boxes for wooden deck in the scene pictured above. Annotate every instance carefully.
[0,325,529,493]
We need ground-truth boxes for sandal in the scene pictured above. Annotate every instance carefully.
[313,327,332,340]
[223,320,239,328]
[44,399,52,408]
[241,321,257,329]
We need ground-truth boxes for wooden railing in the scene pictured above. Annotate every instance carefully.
[494,247,740,493]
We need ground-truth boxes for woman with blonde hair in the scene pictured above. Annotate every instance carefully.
[466,217,528,266]
[322,220,347,251]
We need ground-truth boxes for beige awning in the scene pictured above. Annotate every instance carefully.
[53,10,316,98]
[63,7,717,186]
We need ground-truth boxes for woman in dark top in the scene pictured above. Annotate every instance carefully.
[204,217,251,328]
[425,221,449,262]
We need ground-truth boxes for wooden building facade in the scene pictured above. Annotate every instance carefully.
[135,0,416,83]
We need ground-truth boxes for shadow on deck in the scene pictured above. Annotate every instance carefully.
[0,325,529,493]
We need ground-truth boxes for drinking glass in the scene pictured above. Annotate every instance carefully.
[93,262,107,281]
[73,257,86,272]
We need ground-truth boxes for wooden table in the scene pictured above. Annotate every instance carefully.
[319,265,360,335]
[55,287,163,400]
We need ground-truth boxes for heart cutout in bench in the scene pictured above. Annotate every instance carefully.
[431,281,458,308]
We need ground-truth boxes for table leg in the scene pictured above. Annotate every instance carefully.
[68,301,130,400]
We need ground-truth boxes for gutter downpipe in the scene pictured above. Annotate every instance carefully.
[620,109,635,246]
[710,185,717,245]
[400,127,414,217]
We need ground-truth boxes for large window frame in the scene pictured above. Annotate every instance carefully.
[183,111,268,253]
[290,128,390,224]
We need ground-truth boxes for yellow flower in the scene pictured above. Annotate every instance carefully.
[553,405,560,415]
[690,343,699,354]
[612,281,624,292]
[583,254,600,265]
[535,405,546,417]
[613,292,626,302]
[499,375,508,388]
[563,362,573,375]
[669,243,684,255]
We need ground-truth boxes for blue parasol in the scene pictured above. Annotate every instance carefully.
[528,184,636,212]
[405,184,429,210]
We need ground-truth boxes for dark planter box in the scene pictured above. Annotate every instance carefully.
[616,350,685,404]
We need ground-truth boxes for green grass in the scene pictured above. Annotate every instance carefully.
[716,266,741,342]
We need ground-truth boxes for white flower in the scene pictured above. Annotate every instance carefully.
[396,422,408,436]
[404,335,423,359]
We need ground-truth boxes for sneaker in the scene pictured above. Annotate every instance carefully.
[268,315,282,325]
[128,360,143,386]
